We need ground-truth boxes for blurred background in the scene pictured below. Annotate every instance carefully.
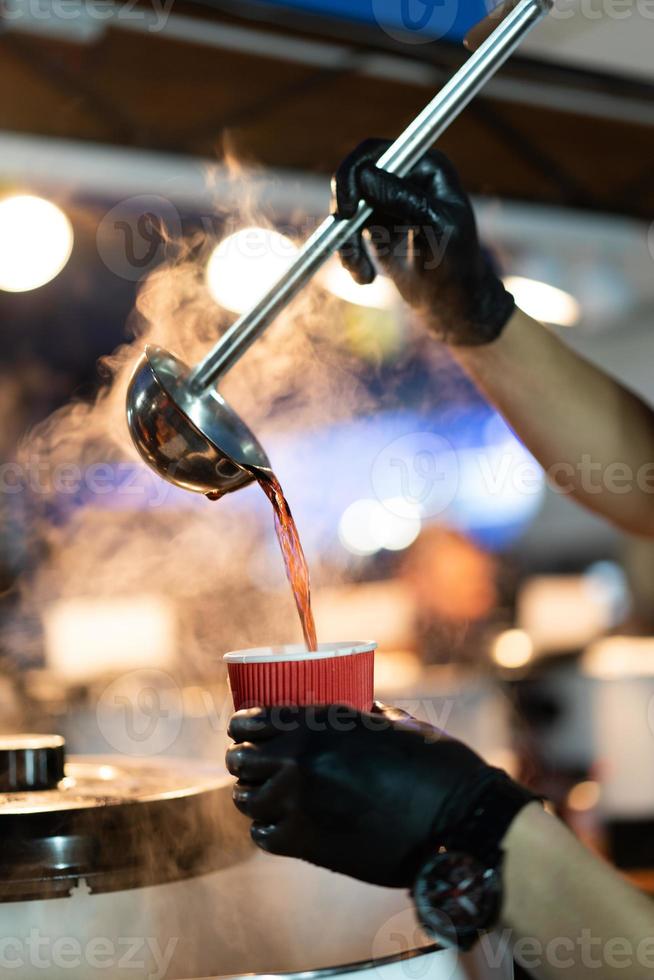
[2,0,654,886]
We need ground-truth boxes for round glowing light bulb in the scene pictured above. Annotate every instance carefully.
[492,628,533,669]
[0,195,74,293]
[503,275,581,328]
[377,497,421,551]
[338,499,384,556]
[206,227,298,315]
[338,498,421,556]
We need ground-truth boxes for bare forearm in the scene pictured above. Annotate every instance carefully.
[451,309,654,537]
[499,804,654,979]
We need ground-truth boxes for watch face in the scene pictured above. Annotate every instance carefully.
[413,851,502,950]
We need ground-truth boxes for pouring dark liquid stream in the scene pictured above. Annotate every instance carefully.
[208,469,318,651]
[254,471,318,652]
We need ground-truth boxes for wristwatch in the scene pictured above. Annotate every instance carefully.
[411,773,539,950]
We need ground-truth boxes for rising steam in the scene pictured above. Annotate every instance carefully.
[1,161,473,684]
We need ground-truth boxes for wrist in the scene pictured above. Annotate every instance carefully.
[442,770,540,863]
[501,798,549,851]
[434,272,515,348]
[450,306,534,363]
[500,801,556,928]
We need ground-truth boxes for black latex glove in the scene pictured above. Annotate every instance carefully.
[226,702,530,889]
[332,139,515,346]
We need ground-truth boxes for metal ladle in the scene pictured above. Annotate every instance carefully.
[126,0,553,498]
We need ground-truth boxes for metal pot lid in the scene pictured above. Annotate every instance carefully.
[0,734,65,792]
[0,735,251,903]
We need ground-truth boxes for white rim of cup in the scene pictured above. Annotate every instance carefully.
[223,641,377,665]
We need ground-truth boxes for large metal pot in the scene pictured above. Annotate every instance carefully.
[0,736,510,980]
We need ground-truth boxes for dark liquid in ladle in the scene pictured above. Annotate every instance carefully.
[208,468,318,651]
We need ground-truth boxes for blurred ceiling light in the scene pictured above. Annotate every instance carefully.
[503,275,581,328]
[567,780,600,813]
[206,226,298,315]
[583,636,654,679]
[338,498,421,556]
[492,628,534,669]
[518,575,612,654]
[338,499,381,556]
[321,259,396,310]
[378,497,421,551]
[43,594,177,683]
[0,194,73,292]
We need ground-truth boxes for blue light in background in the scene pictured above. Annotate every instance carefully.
[249,0,490,43]
[266,408,544,551]
[61,407,544,553]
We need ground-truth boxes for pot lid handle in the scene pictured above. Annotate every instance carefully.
[0,735,65,791]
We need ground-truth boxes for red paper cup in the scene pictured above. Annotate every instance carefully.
[224,641,376,712]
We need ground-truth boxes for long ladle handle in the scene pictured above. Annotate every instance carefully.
[190,0,552,392]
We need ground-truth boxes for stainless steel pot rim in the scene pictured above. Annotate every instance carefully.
[201,942,442,980]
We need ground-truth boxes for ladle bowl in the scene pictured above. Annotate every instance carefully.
[126,346,271,497]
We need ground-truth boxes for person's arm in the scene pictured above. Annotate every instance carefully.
[333,141,654,538]
[453,308,654,538]
[502,802,654,980]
